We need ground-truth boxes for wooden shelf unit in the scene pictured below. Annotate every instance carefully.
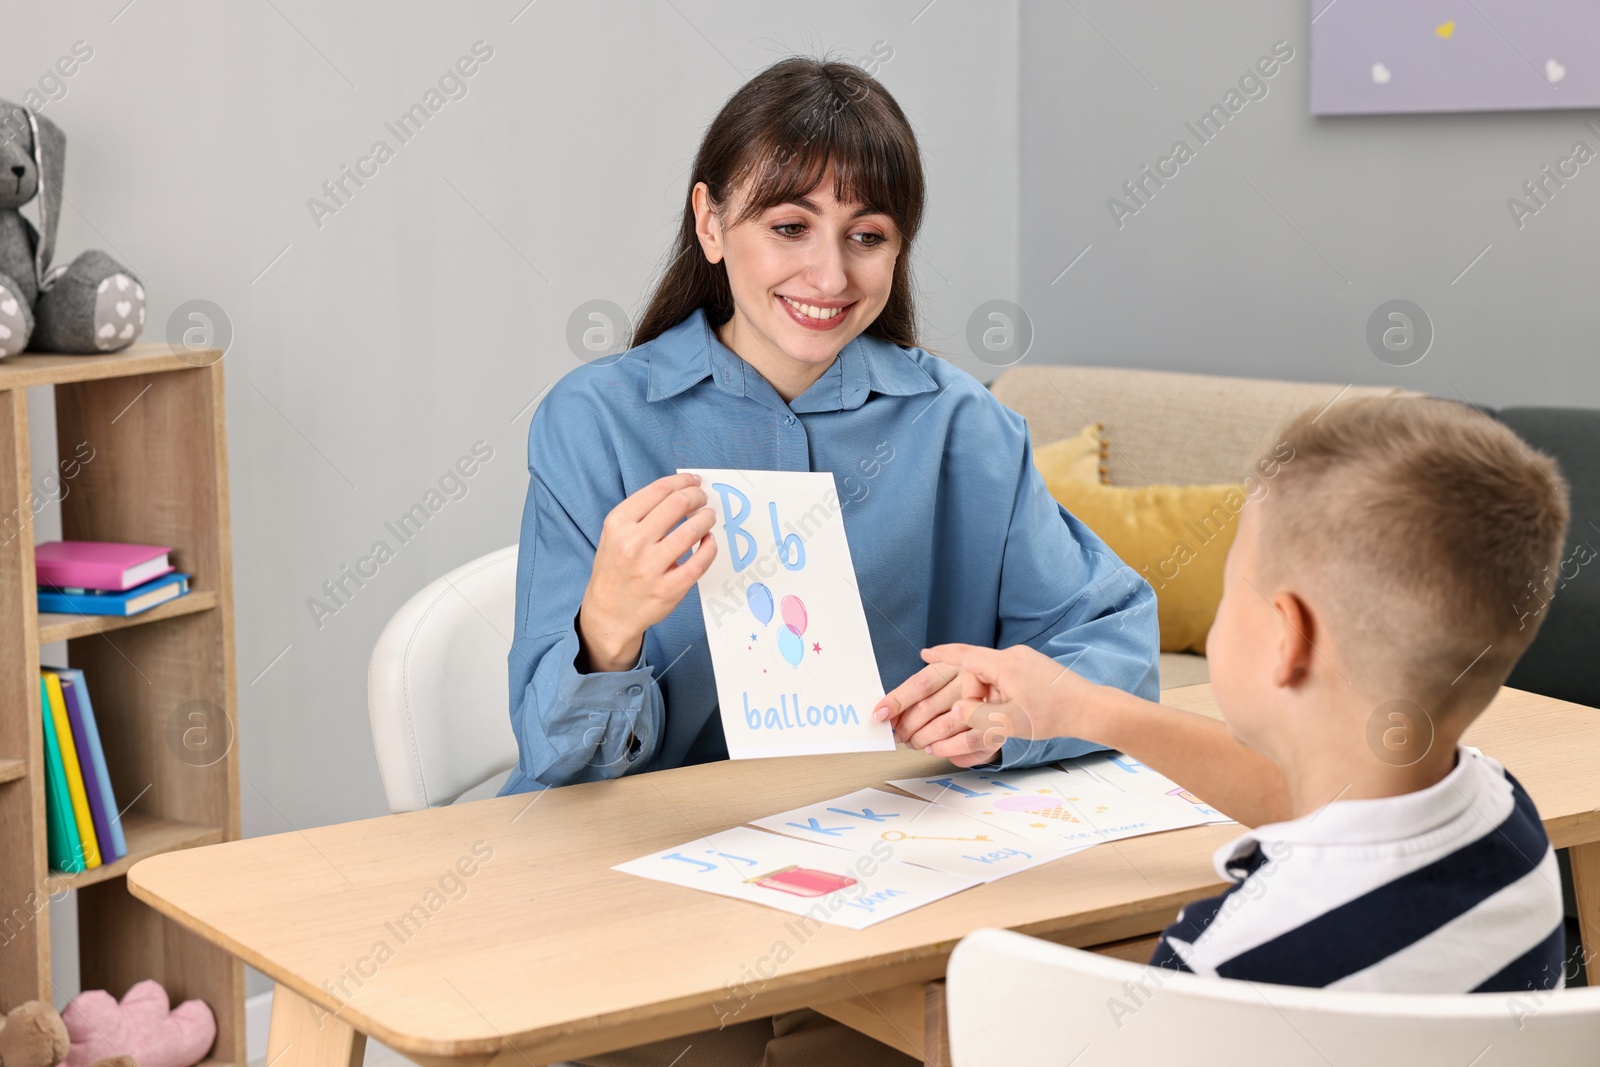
[44,814,226,895]
[0,345,242,1066]
[37,590,221,645]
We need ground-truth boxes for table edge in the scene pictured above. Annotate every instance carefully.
[125,684,1599,1057]
[128,854,1216,1057]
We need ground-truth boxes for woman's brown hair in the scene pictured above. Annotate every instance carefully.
[632,55,927,350]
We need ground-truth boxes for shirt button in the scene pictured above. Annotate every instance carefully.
[785,415,795,425]
[626,684,643,696]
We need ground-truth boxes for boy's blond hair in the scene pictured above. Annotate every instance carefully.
[1253,395,1570,711]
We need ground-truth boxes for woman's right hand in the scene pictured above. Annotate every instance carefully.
[576,472,719,673]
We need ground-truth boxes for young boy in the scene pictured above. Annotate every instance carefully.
[907,395,1571,993]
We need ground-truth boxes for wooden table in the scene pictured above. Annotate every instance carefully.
[127,685,1600,1067]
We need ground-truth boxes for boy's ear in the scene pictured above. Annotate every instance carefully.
[1270,590,1316,689]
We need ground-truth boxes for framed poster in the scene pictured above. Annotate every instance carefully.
[1311,0,1600,114]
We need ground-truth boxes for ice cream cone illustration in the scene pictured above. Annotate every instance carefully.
[992,794,1082,824]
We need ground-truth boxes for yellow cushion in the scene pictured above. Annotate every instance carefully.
[1031,421,1109,486]
[1035,426,1244,655]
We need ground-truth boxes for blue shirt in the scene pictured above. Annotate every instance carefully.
[499,305,1159,794]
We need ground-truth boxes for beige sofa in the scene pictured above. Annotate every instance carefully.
[989,364,1411,690]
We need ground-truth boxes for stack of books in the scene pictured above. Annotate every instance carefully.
[35,541,190,616]
[39,666,126,874]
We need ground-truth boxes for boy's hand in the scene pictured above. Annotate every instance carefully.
[917,643,1096,756]
[873,664,1003,767]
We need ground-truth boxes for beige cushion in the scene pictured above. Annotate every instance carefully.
[991,365,1415,486]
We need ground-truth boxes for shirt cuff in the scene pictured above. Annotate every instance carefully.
[548,620,659,771]
[980,734,1113,771]
[556,617,654,713]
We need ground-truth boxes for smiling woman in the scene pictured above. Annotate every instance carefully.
[503,51,1156,791]
[630,59,923,403]
[504,54,1159,1066]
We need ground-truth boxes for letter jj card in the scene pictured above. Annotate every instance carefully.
[614,826,975,929]
[678,468,894,758]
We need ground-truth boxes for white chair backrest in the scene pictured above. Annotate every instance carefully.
[947,927,1599,1067]
[367,544,520,812]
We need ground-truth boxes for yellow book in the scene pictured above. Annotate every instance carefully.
[41,671,100,868]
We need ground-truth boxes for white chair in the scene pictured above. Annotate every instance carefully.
[367,544,521,812]
[946,927,1600,1067]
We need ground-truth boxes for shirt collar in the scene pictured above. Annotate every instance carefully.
[1215,745,1499,874]
[645,304,938,412]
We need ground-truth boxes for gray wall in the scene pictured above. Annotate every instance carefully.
[1019,0,1600,408]
[8,0,1019,1003]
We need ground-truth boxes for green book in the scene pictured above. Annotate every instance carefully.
[40,676,86,874]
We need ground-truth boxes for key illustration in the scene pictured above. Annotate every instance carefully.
[881,830,992,843]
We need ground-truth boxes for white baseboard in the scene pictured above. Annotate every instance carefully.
[245,991,271,1065]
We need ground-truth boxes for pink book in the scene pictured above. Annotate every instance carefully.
[35,541,174,592]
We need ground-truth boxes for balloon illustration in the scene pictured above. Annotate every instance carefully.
[780,595,807,636]
[778,625,805,667]
[774,594,809,667]
[747,582,774,626]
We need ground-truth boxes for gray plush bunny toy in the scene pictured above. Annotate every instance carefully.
[0,98,145,359]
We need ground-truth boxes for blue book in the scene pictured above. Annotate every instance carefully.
[46,666,126,860]
[38,572,189,617]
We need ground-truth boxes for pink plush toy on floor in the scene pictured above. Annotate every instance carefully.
[61,981,215,1067]
[0,1000,127,1067]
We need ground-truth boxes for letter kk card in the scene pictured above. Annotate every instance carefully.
[678,468,894,759]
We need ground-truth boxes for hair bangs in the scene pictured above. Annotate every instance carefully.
[727,92,909,232]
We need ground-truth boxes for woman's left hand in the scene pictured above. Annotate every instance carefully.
[873,664,1004,767]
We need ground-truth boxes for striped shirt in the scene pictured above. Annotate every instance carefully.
[1149,746,1565,992]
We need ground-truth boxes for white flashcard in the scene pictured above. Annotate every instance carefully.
[613,825,975,930]
[886,765,1211,849]
[751,787,1078,883]
[679,468,894,759]
[1061,752,1234,825]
